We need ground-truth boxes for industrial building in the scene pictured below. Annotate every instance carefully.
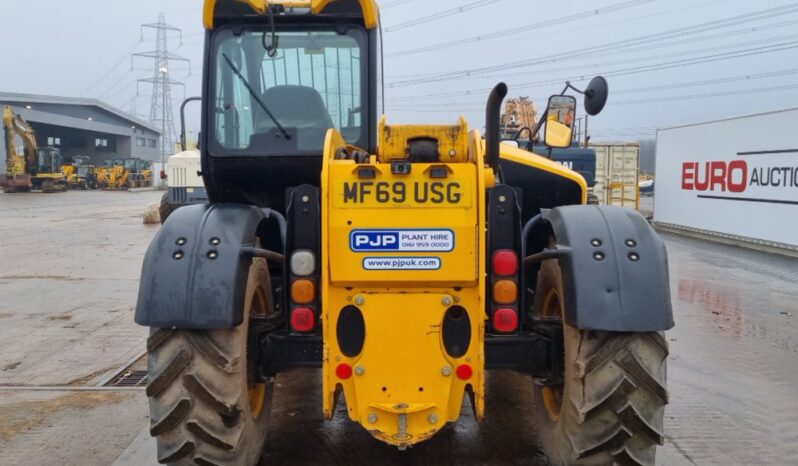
[0,92,161,165]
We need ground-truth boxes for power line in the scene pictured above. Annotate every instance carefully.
[387,67,798,107]
[386,0,657,58]
[82,40,144,96]
[97,69,150,101]
[383,0,504,33]
[386,4,798,87]
[386,37,798,103]
[612,83,798,105]
[614,68,798,95]
[389,82,798,114]
[406,17,798,85]
[380,0,416,9]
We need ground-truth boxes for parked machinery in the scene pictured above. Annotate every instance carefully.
[502,111,600,205]
[123,157,153,189]
[159,149,207,223]
[2,105,67,193]
[96,159,129,190]
[73,156,98,190]
[136,2,673,465]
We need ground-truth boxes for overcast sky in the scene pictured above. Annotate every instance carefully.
[2,0,797,141]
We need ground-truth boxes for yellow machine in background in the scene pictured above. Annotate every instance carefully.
[2,105,66,193]
[62,156,98,190]
[95,158,151,189]
[96,160,128,190]
[124,158,152,188]
[62,164,77,185]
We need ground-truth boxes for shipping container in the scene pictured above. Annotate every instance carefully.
[590,142,640,208]
[654,107,798,255]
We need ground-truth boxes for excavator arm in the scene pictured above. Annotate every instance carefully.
[3,106,38,177]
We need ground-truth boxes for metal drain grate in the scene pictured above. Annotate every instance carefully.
[107,370,149,387]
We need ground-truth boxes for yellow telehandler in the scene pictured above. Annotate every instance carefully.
[136,2,673,465]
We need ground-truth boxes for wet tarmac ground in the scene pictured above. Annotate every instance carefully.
[1,191,797,465]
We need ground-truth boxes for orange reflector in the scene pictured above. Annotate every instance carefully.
[493,308,519,333]
[492,280,518,305]
[290,307,315,333]
[456,364,473,380]
[336,363,353,380]
[291,279,315,304]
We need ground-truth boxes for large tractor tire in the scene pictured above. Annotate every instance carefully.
[532,253,668,466]
[146,258,274,466]
[159,192,177,224]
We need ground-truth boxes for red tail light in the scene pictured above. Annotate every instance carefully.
[290,307,315,332]
[456,364,473,380]
[336,363,353,380]
[493,308,519,333]
[492,250,518,276]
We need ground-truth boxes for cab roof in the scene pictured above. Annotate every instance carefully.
[203,0,380,30]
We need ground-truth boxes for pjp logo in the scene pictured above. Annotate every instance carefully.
[350,231,400,251]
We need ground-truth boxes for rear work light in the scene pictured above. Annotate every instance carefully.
[492,250,518,277]
[493,308,519,333]
[492,280,518,305]
[290,307,315,333]
[290,250,316,276]
[291,279,315,304]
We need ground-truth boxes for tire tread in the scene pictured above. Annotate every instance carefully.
[146,348,192,398]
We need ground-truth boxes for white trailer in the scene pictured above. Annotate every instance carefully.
[654,107,798,255]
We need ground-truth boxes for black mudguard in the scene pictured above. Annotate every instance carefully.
[541,205,674,332]
[135,203,265,329]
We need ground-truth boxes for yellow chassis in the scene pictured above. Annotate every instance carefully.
[319,118,584,448]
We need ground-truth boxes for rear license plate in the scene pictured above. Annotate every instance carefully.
[333,180,471,208]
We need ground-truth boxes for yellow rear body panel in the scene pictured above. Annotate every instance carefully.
[321,121,486,448]
[377,116,471,163]
[327,161,478,286]
[319,118,585,448]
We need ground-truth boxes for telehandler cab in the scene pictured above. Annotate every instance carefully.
[136,1,673,465]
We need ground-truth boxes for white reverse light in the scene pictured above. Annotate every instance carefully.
[291,250,315,276]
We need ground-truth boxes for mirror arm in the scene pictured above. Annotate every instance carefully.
[563,81,585,95]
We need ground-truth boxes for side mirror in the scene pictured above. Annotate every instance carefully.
[584,76,609,116]
[180,97,202,151]
[544,95,577,149]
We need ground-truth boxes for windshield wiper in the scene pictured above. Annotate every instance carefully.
[221,53,291,140]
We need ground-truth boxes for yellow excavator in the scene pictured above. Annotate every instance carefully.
[2,105,67,193]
